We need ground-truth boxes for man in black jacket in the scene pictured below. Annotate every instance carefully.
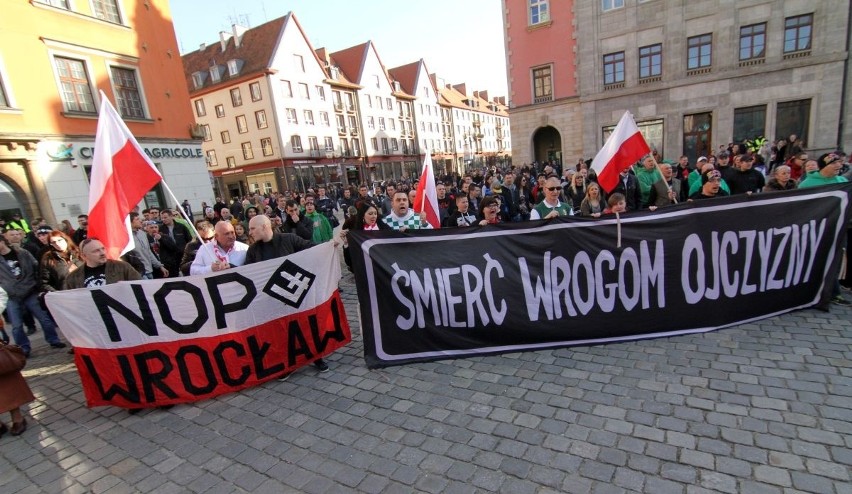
[281,199,313,241]
[610,169,642,211]
[246,215,327,375]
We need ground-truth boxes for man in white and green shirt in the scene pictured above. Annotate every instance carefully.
[382,191,433,231]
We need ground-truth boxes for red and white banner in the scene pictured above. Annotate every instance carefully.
[591,111,651,193]
[45,243,350,409]
[413,151,441,228]
[89,93,163,259]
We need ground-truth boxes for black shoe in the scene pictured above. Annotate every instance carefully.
[831,296,851,306]
[10,418,27,436]
[25,327,36,336]
[278,372,292,382]
[314,359,329,373]
[50,342,67,349]
[127,408,141,415]
[0,422,7,439]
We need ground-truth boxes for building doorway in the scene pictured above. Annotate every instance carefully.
[532,126,562,167]
[0,175,25,221]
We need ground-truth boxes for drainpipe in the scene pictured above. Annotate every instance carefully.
[837,4,852,149]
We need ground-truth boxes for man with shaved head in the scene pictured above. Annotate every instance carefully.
[245,214,328,375]
[190,220,248,275]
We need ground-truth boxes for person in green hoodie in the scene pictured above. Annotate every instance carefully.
[632,155,662,209]
[799,153,848,188]
[304,197,333,243]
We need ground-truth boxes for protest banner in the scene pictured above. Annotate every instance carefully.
[46,242,349,408]
[350,184,852,368]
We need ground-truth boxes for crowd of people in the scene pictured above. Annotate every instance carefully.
[0,137,849,432]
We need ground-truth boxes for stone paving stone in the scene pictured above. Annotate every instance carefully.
[2,280,851,493]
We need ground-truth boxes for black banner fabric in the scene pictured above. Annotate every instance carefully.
[350,184,852,368]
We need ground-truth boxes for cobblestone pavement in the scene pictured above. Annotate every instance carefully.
[1,270,850,493]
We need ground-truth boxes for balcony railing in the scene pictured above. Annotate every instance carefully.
[533,94,553,104]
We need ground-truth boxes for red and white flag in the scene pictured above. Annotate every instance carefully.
[89,93,162,259]
[591,111,651,193]
[413,151,441,228]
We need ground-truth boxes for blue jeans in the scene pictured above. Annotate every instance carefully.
[7,293,62,353]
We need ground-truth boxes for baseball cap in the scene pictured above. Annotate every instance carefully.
[702,170,722,184]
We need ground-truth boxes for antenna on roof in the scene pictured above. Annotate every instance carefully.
[227,13,251,28]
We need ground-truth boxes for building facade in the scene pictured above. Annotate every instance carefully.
[0,0,210,224]
[504,0,852,165]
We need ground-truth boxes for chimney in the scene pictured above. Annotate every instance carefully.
[199,42,206,51]
[453,83,467,96]
[473,90,479,99]
[479,90,489,101]
[219,31,232,52]
[232,24,248,48]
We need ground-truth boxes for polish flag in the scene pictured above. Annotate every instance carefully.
[591,111,651,193]
[88,94,162,259]
[413,151,441,228]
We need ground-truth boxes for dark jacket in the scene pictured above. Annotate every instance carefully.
[180,238,202,276]
[0,246,38,299]
[245,233,314,264]
[40,250,85,292]
[63,259,141,289]
[610,173,641,211]
[282,213,313,241]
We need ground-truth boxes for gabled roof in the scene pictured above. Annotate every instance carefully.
[316,47,361,89]
[181,16,287,95]
[330,41,370,86]
[388,60,420,95]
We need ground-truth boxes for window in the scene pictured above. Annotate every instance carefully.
[291,135,303,153]
[333,91,343,109]
[202,124,211,141]
[346,93,355,111]
[304,110,314,125]
[739,23,766,60]
[733,105,766,144]
[0,74,8,108]
[194,99,206,117]
[373,74,380,88]
[236,115,248,133]
[687,34,712,70]
[336,114,346,130]
[227,60,239,77]
[683,112,712,164]
[293,54,305,72]
[391,138,399,151]
[352,139,361,156]
[261,138,273,156]
[603,52,625,85]
[316,85,326,101]
[602,0,624,11]
[192,72,204,89]
[215,104,225,117]
[299,83,309,99]
[341,139,350,156]
[368,116,375,130]
[209,67,221,83]
[221,130,230,144]
[230,88,242,107]
[282,80,292,97]
[532,66,552,104]
[775,99,811,146]
[639,44,662,79]
[371,137,378,151]
[784,14,813,53]
[38,0,69,7]
[205,150,217,167]
[92,0,121,23]
[379,117,386,131]
[55,57,96,113]
[241,142,253,160]
[381,138,389,154]
[111,67,144,118]
[226,156,236,168]
[255,110,268,129]
[529,0,549,24]
[286,108,298,124]
[320,111,330,126]
[386,97,392,110]
[390,119,396,131]
[249,82,262,101]
[309,136,319,152]
[324,137,334,152]
[365,95,372,108]
[376,96,383,109]
[349,115,358,132]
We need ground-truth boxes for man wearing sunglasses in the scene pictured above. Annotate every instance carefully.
[179,222,215,276]
[530,176,573,220]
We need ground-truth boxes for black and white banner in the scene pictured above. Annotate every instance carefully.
[350,184,852,368]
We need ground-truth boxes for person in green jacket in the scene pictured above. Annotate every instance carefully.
[798,153,849,188]
[632,155,662,208]
[304,199,333,243]
[688,161,731,197]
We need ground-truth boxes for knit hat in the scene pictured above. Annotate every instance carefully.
[36,225,53,235]
[817,153,841,170]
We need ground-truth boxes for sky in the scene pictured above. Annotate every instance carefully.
[169,0,509,98]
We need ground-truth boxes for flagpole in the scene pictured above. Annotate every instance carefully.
[160,179,200,238]
[648,154,678,204]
